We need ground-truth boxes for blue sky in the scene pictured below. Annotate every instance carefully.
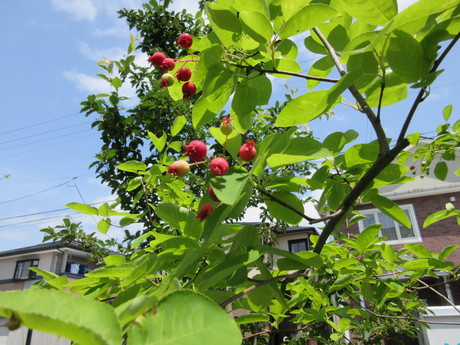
[0,0,459,252]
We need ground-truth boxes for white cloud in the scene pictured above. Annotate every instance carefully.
[170,0,200,14]
[50,0,98,22]
[79,42,126,62]
[64,70,110,94]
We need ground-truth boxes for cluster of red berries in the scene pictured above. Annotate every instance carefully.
[147,33,197,99]
[167,132,257,221]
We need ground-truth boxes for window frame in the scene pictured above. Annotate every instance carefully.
[357,204,421,245]
[13,259,39,281]
[288,238,310,253]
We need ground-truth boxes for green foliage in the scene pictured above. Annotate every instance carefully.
[4,1,460,344]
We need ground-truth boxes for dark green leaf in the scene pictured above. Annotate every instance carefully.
[0,289,121,345]
[128,290,241,345]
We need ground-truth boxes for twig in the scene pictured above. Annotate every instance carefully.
[415,278,460,314]
[312,27,389,154]
[313,139,409,254]
[397,32,460,144]
[220,270,307,308]
[229,62,339,83]
[362,306,460,325]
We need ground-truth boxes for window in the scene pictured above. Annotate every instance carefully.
[288,238,310,253]
[358,204,421,244]
[13,259,39,280]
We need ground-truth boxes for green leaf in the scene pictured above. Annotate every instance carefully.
[341,0,397,26]
[405,244,432,258]
[128,290,242,345]
[438,245,459,261]
[344,143,379,167]
[170,116,187,137]
[280,4,340,39]
[231,81,258,117]
[97,219,110,234]
[434,161,448,181]
[240,11,273,44]
[155,203,202,239]
[209,127,242,159]
[330,274,354,290]
[210,168,249,205]
[275,90,329,126]
[126,176,142,192]
[195,251,259,290]
[264,58,302,78]
[443,104,453,121]
[250,75,272,106]
[323,130,359,155]
[117,160,147,173]
[147,131,167,152]
[235,313,270,324]
[387,30,430,83]
[252,128,295,177]
[423,208,460,227]
[307,56,334,90]
[66,202,98,216]
[267,137,331,168]
[356,224,382,252]
[265,192,304,225]
[275,70,360,127]
[116,295,158,325]
[205,3,243,47]
[0,289,121,345]
[370,194,412,229]
[192,87,233,130]
[110,77,122,90]
[281,0,313,21]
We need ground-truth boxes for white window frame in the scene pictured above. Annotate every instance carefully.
[357,204,422,245]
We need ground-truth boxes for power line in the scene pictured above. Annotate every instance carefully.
[0,128,91,150]
[0,133,96,160]
[0,112,80,136]
[0,199,117,222]
[0,121,92,145]
[0,177,77,205]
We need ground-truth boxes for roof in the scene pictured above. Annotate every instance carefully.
[0,242,88,258]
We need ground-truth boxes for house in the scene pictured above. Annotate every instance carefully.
[0,242,94,345]
[338,142,460,345]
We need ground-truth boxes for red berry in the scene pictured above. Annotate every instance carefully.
[209,157,229,176]
[184,140,207,161]
[177,33,193,49]
[195,203,214,221]
[160,58,176,71]
[147,52,166,67]
[160,73,174,88]
[208,186,220,202]
[176,67,192,82]
[167,160,190,177]
[182,82,197,99]
[239,139,257,162]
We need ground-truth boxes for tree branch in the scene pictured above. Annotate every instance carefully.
[220,269,308,308]
[257,186,343,225]
[313,139,409,254]
[312,27,390,154]
[228,62,339,83]
[397,32,460,144]
[415,278,460,314]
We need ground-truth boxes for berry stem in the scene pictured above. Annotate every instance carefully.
[174,59,199,63]
[188,160,208,166]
